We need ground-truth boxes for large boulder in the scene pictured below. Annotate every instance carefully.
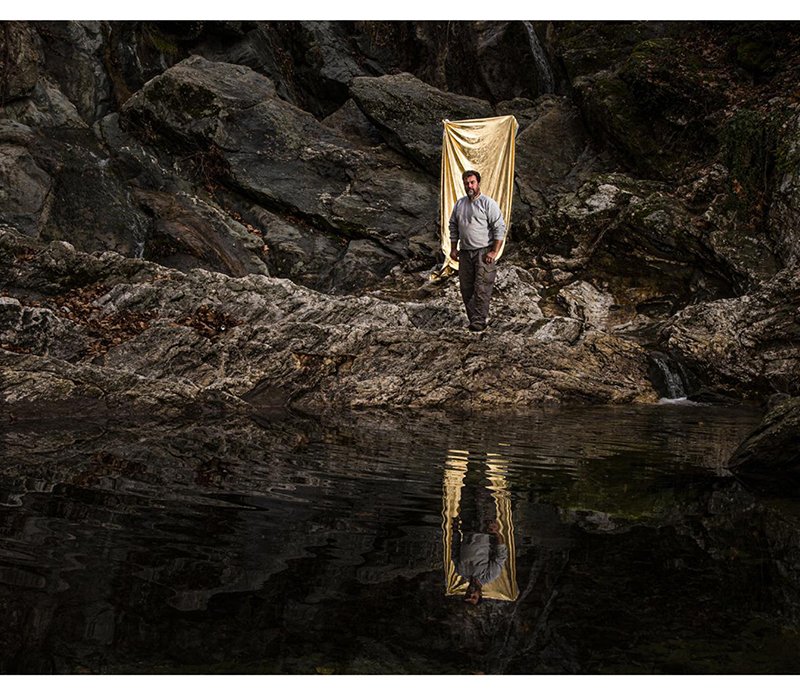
[119,54,278,146]
[350,72,494,175]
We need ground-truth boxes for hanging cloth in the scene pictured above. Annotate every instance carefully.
[439,115,518,273]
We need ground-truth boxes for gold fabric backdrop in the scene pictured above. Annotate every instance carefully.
[439,115,518,271]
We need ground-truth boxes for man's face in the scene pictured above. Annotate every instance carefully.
[464,590,481,606]
[463,175,480,199]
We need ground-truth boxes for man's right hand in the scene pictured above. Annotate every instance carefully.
[450,247,459,262]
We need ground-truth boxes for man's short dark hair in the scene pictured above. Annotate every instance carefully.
[462,170,481,183]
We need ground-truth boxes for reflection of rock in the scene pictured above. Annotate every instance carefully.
[728,397,800,489]
[2,406,795,672]
[1,402,797,673]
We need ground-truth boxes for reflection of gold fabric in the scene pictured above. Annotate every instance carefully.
[439,116,518,272]
[442,449,518,602]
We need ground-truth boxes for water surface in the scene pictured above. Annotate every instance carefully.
[2,402,799,674]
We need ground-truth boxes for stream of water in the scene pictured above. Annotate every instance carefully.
[2,402,799,674]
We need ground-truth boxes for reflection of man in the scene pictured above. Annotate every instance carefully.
[452,519,508,606]
[448,170,506,332]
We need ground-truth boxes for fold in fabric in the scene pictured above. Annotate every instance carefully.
[439,115,518,271]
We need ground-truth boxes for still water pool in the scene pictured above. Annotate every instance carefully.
[1,403,799,674]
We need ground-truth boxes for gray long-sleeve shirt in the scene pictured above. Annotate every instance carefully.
[449,193,506,251]
[453,532,508,585]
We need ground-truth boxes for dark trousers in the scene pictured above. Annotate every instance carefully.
[458,247,497,326]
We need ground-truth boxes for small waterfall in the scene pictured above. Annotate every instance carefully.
[649,352,689,400]
[132,235,146,260]
[522,21,555,94]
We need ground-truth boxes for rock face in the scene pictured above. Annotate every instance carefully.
[120,57,439,286]
[0,123,51,236]
[769,102,800,268]
[34,21,112,124]
[0,20,799,421]
[0,23,42,102]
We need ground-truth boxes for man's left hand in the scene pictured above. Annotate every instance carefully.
[485,251,497,264]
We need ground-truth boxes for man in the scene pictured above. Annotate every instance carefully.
[448,170,506,332]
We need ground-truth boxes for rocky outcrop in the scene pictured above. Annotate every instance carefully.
[513,95,600,210]
[521,174,743,325]
[0,227,657,416]
[561,27,732,180]
[662,267,800,398]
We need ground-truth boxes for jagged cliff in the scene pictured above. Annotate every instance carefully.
[1,20,799,475]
